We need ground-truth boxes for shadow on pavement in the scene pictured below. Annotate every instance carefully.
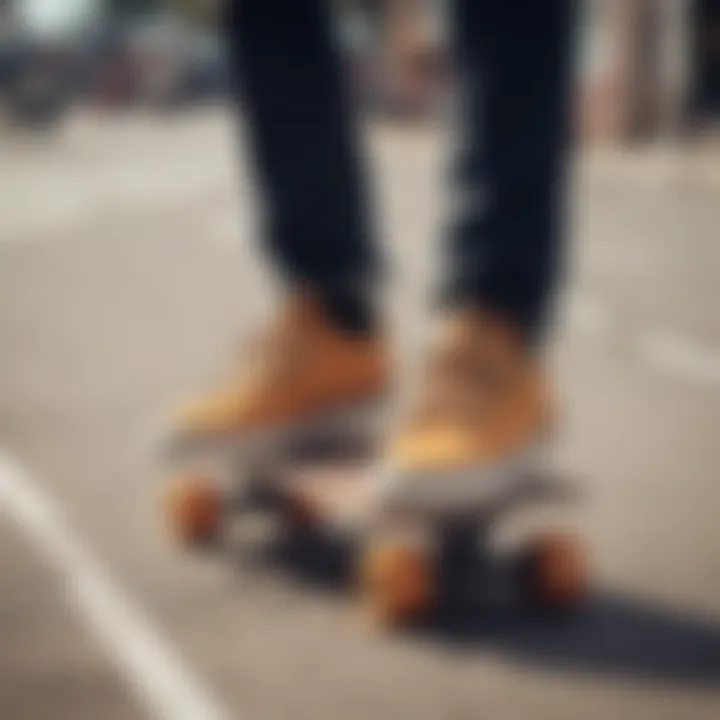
[424,593,720,687]
[233,529,720,689]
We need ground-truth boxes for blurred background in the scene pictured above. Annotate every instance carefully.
[0,0,718,135]
[1,2,719,719]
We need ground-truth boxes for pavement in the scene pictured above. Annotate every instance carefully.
[1,108,719,719]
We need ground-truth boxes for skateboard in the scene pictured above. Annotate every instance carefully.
[163,429,588,628]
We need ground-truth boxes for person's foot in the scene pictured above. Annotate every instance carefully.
[380,308,553,506]
[173,293,388,454]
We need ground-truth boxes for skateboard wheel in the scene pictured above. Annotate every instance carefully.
[281,495,317,530]
[519,532,587,610]
[358,541,436,629]
[165,476,223,546]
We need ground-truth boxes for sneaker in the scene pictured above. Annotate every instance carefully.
[381,308,553,508]
[174,293,388,458]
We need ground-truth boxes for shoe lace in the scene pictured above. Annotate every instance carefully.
[239,308,311,388]
[415,330,519,428]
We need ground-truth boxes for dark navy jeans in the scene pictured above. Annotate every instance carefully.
[225,0,575,337]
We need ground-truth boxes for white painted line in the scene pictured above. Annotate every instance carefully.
[640,333,720,387]
[0,451,230,720]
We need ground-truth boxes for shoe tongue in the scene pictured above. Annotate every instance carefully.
[436,310,479,346]
[283,292,324,328]
[435,309,522,364]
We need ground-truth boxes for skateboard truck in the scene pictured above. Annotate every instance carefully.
[163,451,588,629]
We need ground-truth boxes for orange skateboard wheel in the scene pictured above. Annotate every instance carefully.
[165,476,223,546]
[520,531,588,609]
[281,494,318,530]
[358,540,436,629]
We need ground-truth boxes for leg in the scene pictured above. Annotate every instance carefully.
[224,0,378,329]
[379,2,576,513]
[176,3,386,443]
[445,0,576,338]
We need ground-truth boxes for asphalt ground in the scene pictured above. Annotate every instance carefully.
[1,110,719,719]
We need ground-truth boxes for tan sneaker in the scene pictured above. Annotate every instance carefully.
[174,294,388,455]
[380,308,553,508]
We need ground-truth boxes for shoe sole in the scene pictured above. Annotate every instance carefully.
[161,395,384,467]
[372,435,554,516]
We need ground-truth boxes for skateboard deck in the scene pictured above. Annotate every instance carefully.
[256,454,578,532]
[165,439,587,628]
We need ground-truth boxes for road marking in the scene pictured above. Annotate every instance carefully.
[640,333,720,387]
[0,451,230,720]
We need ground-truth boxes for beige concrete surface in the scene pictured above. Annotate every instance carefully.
[0,110,719,719]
